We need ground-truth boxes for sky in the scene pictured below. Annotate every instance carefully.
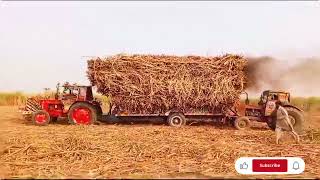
[0,1,319,93]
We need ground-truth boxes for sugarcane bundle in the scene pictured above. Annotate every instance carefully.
[87,54,248,114]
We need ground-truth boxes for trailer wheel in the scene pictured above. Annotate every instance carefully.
[234,116,250,130]
[68,102,97,125]
[32,110,50,126]
[167,113,186,127]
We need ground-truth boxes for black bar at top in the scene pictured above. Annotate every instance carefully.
[1,0,318,1]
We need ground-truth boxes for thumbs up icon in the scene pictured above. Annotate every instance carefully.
[240,162,249,170]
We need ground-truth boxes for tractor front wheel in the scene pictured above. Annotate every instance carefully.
[234,116,251,130]
[68,102,97,125]
[32,110,51,126]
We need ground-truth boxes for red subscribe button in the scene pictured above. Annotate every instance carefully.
[252,159,287,172]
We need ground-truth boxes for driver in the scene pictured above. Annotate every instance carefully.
[275,101,300,144]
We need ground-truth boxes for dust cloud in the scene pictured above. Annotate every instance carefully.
[245,56,320,97]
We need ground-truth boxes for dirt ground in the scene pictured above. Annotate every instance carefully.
[0,106,319,179]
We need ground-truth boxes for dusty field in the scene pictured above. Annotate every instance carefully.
[0,106,319,179]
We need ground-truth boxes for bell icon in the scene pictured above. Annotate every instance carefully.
[293,161,300,170]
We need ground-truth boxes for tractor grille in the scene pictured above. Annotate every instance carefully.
[25,98,42,112]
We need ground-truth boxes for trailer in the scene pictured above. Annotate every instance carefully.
[101,111,232,127]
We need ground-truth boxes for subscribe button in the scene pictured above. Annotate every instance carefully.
[235,157,305,174]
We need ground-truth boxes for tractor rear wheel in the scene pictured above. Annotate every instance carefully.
[284,107,304,133]
[32,110,50,126]
[167,113,186,127]
[68,102,97,125]
[234,116,250,130]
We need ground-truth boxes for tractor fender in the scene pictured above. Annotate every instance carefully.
[68,101,97,112]
[282,105,303,112]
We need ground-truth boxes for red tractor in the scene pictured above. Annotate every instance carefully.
[21,82,103,126]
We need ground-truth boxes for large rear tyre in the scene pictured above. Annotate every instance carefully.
[234,116,250,130]
[284,107,304,133]
[68,102,97,125]
[167,113,186,127]
[32,110,50,126]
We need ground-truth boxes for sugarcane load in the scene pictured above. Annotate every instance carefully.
[87,54,248,114]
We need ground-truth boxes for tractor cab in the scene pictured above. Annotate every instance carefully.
[258,90,291,117]
[258,90,290,106]
[55,82,94,102]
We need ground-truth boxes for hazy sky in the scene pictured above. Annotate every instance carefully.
[0,1,319,93]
